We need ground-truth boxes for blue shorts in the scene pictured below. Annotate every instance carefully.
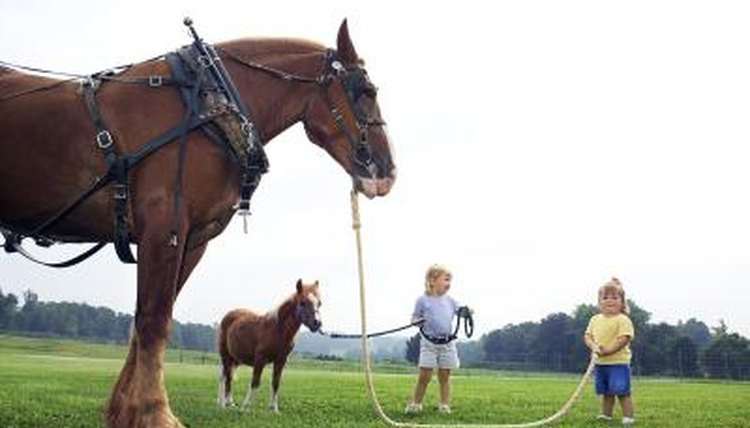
[594,364,631,396]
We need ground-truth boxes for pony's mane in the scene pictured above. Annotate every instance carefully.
[266,292,298,322]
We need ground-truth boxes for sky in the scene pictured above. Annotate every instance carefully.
[1,1,749,340]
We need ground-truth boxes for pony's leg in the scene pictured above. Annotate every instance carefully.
[217,360,236,407]
[217,363,227,406]
[107,224,204,427]
[240,364,264,411]
[269,359,288,413]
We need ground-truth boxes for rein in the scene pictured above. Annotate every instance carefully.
[318,319,424,340]
[348,189,597,428]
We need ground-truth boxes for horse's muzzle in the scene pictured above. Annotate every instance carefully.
[307,320,322,333]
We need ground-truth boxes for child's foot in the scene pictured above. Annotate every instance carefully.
[596,414,613,422]
[438,403,452,414]
[622,416,635,426]
[404,403,423,414]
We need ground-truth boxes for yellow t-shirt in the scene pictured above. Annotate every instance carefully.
[585,313,634,365]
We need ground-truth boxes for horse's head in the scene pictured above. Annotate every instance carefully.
[303,20,396,199]
[293,279,322,332]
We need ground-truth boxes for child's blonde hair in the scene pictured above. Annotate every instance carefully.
[598,277,630,315]
[424,264,451,295]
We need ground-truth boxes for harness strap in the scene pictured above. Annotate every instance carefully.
[81,78,136,263]
[183,20,269,215]
[3,25,269,267]
[1,230,106,268]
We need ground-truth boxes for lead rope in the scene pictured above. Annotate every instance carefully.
[349,188,598,428]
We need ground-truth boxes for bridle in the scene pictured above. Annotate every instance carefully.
[219,47,386,179]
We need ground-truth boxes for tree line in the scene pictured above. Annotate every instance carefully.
[405,299,749,380]
[3,288,748,379]
[0,289,214,351]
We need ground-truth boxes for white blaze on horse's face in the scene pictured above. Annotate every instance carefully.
[306,292,322,331]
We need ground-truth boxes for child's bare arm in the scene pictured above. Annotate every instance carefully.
[584,333,601,354]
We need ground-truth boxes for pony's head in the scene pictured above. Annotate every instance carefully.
[303,20,396,199]
[293,279,322,332]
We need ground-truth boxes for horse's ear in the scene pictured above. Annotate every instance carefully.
[336,18,359,63]
[313,280,319,289]
[296,279,303,294]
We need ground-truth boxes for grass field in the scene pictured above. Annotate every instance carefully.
[0,334,748,427]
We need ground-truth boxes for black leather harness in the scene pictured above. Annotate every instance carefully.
[2,19,382,268]
[2,22,268,266]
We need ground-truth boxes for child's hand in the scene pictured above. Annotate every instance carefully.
[591,343,603,355]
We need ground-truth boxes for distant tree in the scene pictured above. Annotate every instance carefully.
[701,331,750,380]
[457,340,484,366]
[0,289,19,328]
[669,336,700,377]
[405,333,420,365]
[627,299,651,336]
[676,318,712,348]
[482,322,538,364]
[633,322,678,375]
[533,312,575,371]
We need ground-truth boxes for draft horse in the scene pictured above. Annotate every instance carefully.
[217,279,321,412]
[0,20,395,427]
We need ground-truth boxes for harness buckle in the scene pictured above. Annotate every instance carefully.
[240,118,253,137]
[197,54,213,69]
[148,75,164,87]
[113,184,127,200]
[96,130,114,149]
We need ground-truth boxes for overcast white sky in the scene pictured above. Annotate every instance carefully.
[1,1,748,340]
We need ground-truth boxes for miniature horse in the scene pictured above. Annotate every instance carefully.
[217,279,322,412]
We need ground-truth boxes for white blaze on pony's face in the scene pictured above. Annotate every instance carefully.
[295,279,322,332]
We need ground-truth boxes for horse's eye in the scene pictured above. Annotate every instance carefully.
[364,84,378,98]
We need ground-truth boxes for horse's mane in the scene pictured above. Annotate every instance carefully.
[219,37,326,61]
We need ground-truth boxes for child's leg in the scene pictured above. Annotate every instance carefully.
[437,368,451,406]
[412,368,433,404]
[601,394,615,417]
[618,394,634,418]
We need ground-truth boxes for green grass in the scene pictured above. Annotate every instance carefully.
[1,334,748,427]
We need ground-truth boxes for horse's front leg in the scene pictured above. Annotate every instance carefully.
[241,363,265,411]
[269,357,288,413]
[107,216,192,427]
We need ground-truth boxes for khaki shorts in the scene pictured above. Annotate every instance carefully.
[418,338,460,369]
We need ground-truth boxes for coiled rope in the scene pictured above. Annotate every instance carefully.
[349,189,597,428]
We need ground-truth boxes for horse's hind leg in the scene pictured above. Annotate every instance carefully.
[217,359,237,407]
